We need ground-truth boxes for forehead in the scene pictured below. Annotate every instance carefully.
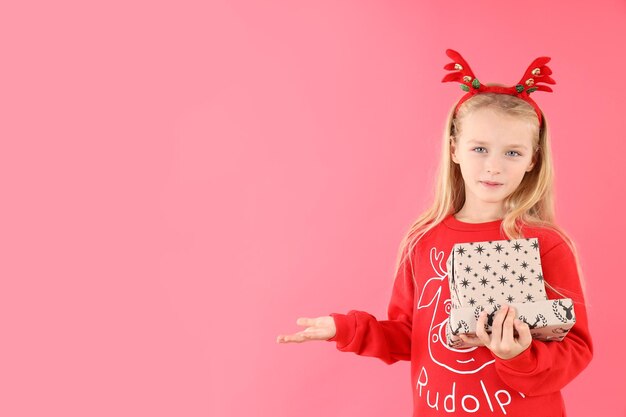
[458,108,535,147]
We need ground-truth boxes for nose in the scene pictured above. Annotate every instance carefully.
[485,154,502,174]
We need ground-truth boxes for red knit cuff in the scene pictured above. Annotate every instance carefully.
[326,313,356,349]
[494,342,538,374]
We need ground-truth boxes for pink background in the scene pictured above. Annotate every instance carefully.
[1,0,625,416]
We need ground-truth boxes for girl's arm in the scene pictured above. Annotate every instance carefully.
[491,241,594,396]
[325,249,415,365]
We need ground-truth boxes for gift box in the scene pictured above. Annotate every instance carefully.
[445,237,576,348]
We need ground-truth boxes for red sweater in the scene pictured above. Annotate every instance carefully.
[326,214,593,417]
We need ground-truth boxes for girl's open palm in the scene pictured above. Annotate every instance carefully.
[276,316,336,343]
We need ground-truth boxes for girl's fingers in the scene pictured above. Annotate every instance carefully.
[490,305,509,344]
[459,333,484,347]
[501,306,517,342]
[277,331,310,343]
[296,317,314,327]
[277,316,335,343]
[277,334,296,343]
[475,311,491,345]
[277,326,328,343]
[514,319,533,348]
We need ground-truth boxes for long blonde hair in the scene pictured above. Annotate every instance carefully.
[395,89,587,300]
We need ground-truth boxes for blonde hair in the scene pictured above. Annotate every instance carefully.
[394,88,588,301]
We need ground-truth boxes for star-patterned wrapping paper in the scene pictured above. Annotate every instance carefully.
[447,237,546,308]
[445,237,576,348]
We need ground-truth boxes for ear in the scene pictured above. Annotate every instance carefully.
[450,137,459,164]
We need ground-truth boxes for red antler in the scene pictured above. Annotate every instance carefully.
[442,49,478,88]
[440,48,555,126]
[516,56,556,94]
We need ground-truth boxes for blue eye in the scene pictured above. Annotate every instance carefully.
[472,147,521,157]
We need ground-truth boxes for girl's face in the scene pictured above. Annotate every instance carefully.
[450,107,537,216]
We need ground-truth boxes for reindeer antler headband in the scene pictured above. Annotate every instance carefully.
[441,49,555,126]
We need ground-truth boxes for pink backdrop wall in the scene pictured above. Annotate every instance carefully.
[1,0,624,416]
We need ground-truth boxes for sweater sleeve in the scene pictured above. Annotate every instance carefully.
[492,241,594,395]
[325,249,415,365]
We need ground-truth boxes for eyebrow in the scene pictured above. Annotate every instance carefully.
[467,140,528,150]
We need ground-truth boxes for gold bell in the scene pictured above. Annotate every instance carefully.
[525,78,535,87]
[463,75,472,83]
[531,67,541,76]
[454,63,463,70]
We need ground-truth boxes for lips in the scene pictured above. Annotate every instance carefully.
[480,181,503,187]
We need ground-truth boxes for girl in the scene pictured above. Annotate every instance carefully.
[276,49,593,417]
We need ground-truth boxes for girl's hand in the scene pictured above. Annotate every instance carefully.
[475,305,532,360]
[458,333,485,347]
[276,316,336,343]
